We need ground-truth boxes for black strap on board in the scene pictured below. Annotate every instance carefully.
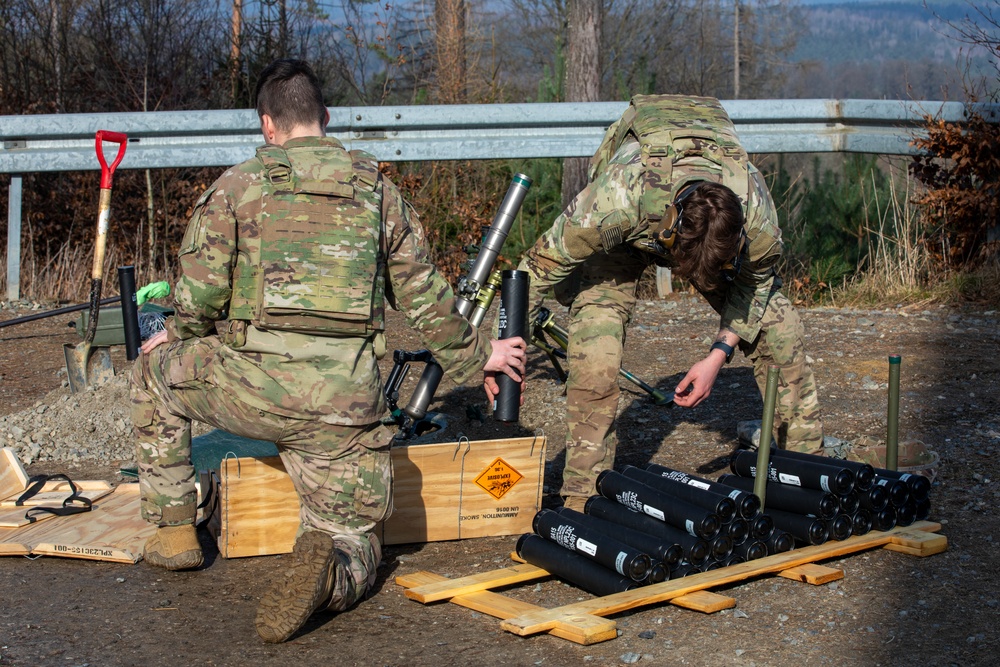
[15,473,94,523]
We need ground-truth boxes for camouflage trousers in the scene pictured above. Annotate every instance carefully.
[130,335,393,611]
[560,250,643,502]
[559,255,823,503]
[736,291,824,456]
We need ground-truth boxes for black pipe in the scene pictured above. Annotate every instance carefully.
[829,514,854,541]
[644,463,760,519]
[516,534,638,596]
[622,465,737,522]
[731,449,855,496]
[533,509,651,581]
[764,528,795,555]
[838,492,861,515]
[556,507,682,567]
[117,266,141,360]
[718,473,839,520]
[872,467,931,502]
[596,469,721,539]
[585,497,710,565]
[493,270,529,422]
[734,539,769,562]
[750,512,775,541]
[725,517,750,546]
[858,484,890,512]
[770,447,876,492]
[764,508,830,546]
[874,476,910,508]
[852,509,873,536]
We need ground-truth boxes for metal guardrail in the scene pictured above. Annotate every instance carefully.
[4,99,999,300]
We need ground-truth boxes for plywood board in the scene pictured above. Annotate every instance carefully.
[0,479,113,507]
[0,448,30,500]
[0,484,156,563]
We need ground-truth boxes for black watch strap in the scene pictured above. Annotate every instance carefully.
[710,341,735,364]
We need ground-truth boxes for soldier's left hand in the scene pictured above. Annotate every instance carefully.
[483,337,527,402]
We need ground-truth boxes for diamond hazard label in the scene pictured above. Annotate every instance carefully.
[475,457,523,500]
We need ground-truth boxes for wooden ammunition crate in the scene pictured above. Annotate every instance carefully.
[206,435,546,558]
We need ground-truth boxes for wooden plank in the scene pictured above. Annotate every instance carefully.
[0,484,156,563]
[0,505,63,528]
[0,447,30,500]
[671,590,736,612]
[883,527,948,556]
[404,563,550,603]
[500,521,944,637]
[779,563,844,585]
[396,571,617,644]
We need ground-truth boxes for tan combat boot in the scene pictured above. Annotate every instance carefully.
[255,530,338,643]
[143,524,204,571]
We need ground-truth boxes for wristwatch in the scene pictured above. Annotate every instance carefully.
[710,341,735,364]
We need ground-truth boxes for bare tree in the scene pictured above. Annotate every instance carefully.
[435,0,467,102]
[562,0,602,207]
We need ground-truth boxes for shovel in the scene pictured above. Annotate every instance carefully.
[64,130,128,393]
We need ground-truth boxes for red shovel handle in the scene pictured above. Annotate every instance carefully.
[95,130,128,189]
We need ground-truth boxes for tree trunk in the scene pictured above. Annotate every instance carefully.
[562,0,602,210]
[435,0,467,104]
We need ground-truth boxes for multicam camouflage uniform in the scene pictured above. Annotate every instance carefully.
[519,95,823,503]
[131,136,490,611]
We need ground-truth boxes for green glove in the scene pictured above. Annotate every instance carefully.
[136,281,171,306]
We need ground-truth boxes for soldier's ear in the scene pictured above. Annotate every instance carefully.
[260,114,278,144]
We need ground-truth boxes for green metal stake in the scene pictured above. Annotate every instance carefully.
[886,355,901,471]
[754,365,781,510]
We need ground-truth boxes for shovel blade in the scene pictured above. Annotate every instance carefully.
[63,342,114,393]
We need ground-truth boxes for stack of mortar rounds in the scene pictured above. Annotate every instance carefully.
[516,462,789,596]
[720,447,932,548]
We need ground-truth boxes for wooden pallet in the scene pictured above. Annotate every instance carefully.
[396,520,947,645]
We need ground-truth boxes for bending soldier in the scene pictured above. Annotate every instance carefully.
[518,94,823,511]
[130,59,525,643]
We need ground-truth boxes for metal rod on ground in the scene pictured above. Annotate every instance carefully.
[0,296,120,329]
[887,355,901,471]
[754,365,781,510]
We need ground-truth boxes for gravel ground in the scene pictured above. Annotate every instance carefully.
[1,295,999,666]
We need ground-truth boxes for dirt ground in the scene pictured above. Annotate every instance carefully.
[1,293,998,667]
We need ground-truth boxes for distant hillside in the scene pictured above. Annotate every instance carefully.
[780,0,993,99]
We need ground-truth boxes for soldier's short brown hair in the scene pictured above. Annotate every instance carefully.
[254,59,327,133]
[671,182,744,292]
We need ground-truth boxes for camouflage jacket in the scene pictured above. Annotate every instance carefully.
[519,138,783,343]
[166,136,491,425]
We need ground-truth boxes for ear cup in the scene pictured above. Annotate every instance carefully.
[656,206,681,249]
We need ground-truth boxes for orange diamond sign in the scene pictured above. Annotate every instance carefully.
[475,457,523,500]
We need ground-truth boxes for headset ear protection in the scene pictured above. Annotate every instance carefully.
[655,181,703,251]
[721,227,748,282]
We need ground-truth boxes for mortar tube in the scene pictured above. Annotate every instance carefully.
[887,355,901,471]
[755,366,781,509]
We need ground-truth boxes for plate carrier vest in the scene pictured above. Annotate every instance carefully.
[228,143,386,337]
[588,94,752,255]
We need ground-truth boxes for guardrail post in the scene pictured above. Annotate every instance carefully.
[6,174,21,302]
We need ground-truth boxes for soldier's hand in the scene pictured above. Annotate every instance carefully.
[483,337,526,402]
[672,354,725,408]
[140,330,169,354]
